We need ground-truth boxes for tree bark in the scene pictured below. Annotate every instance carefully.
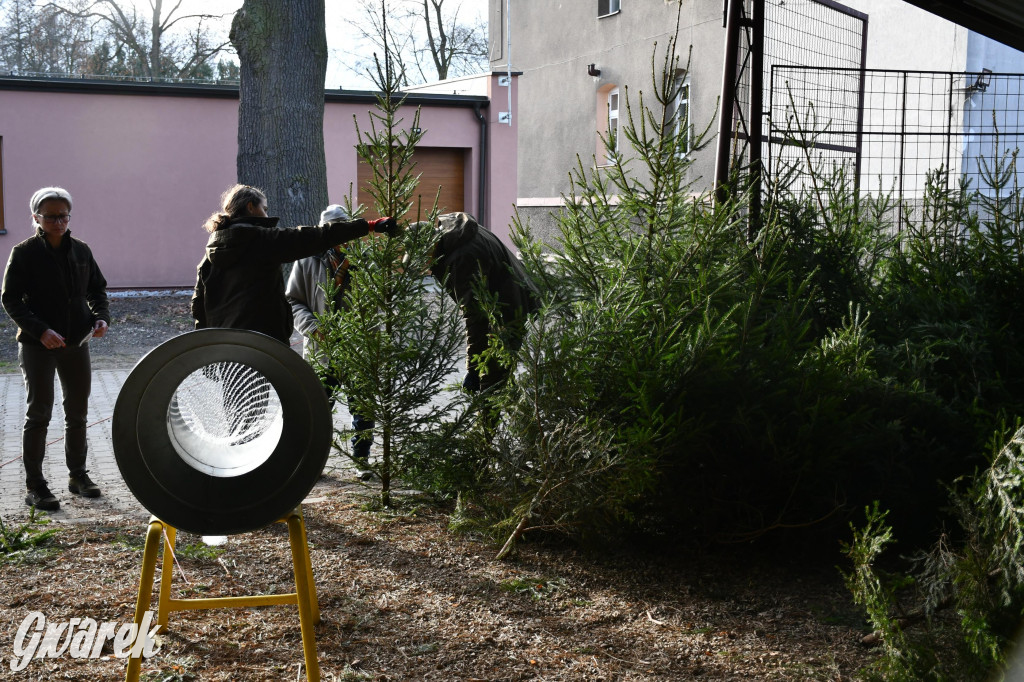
[149,0,162,80]
[231,0,328,229]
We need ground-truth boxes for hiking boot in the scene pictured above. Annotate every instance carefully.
[68,471,101,498]
[353,458,375,482]
[25,484,59,511]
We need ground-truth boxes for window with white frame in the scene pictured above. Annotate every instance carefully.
[672,76,691,156]
[598,0,621,17]
[606,87,620,164]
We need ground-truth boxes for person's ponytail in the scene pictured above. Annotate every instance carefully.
[202,184,267,232]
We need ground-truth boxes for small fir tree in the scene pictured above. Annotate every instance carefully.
[315,19,464,508]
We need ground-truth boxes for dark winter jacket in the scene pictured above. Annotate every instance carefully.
[1,228,109,347]
[191,215,372,344]
[431,212,540,368]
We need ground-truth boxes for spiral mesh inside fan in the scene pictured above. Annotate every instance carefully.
[166,361,283,477]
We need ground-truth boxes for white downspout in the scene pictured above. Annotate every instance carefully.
[505,0,512,125]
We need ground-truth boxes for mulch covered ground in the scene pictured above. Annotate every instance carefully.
[1,484,878,681]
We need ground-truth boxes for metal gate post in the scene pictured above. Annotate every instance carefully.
[854,16,869,210]
[715,0,745,206]
[749,0,766,239]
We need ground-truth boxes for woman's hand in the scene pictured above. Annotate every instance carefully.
[368,217,402,237]
[92,320,109,339]
[40,329,65,349]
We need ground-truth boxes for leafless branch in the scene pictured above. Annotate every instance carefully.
[40,0,232,80]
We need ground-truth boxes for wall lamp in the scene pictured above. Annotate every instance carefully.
[967,68,993,94]
[587,63,601,77]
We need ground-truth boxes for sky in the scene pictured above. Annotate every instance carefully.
[138,0,489,89]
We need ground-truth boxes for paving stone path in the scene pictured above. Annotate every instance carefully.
[0,368,381,526]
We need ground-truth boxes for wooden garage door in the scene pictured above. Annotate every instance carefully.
[357,146,465,222]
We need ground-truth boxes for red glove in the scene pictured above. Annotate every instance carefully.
[368,217,401,237]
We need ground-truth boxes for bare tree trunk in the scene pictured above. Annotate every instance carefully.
[149,0,163,80]
[381,425,392,508]
[230,0,328,229]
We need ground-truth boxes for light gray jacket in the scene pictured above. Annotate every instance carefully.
[284,252,331,362]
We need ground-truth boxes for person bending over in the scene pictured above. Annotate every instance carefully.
[417,212,539,393]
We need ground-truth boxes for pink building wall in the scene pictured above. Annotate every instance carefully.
[485,74,519,247]
[0,78,517,289]
[0,87,236,289]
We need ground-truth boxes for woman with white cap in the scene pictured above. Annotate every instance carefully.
[1,186,110,511]
[285,203,379,479]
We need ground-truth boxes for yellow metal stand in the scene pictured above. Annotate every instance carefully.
[124,506,320,681]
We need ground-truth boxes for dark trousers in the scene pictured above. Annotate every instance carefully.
[19,342,92,489]
[473,325,526,393]
[323,374,374,462]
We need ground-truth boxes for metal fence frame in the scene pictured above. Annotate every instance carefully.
[716,0,868,235]
[767,66,1024,229]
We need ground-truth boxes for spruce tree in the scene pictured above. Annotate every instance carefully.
[315,26,464,508]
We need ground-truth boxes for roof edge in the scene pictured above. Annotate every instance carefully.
[0,76,489,107]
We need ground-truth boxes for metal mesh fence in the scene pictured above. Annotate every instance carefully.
[768,67,1024,227]
[768,66,863,187]
[762,0,865,71]
[730,0,866,157]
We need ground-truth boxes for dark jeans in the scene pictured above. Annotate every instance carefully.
[19,342,92,489]
[323,374,374,462]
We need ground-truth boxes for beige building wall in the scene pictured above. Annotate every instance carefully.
[492,0,967,244]
[490,0,722,243]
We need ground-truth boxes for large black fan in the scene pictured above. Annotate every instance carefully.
[113,329,332,535]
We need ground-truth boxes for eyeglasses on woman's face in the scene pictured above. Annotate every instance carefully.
[35,213,71,224]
